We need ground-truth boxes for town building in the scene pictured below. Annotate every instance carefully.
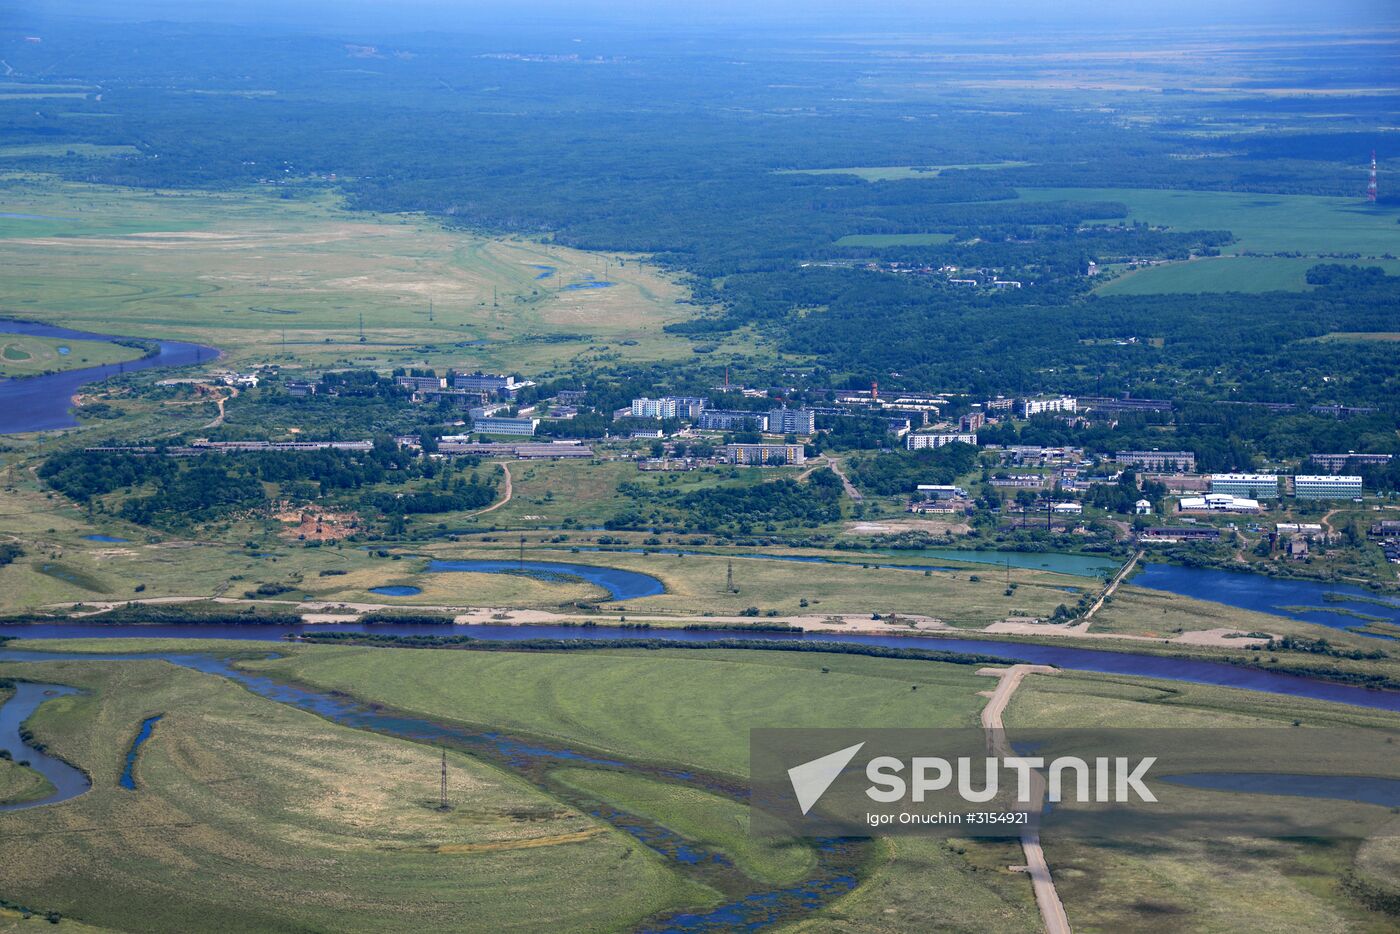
[958,411,986,432]
[451,373,533,398]
[1209,473,1281,500]
[437,441,593,459]
[916,484,969,500]
[396,375,445,392]
[1079,395,1174,415]
[906,432,977,451]
[985,396,1015,413]
[767,407,816,436]
[1114,450,1196,473]
[1140,527,1222,543]
[630,397,678,419]
[1178,493,1262,514]
[284,380,317,397]
[725,443,806,466]
[1019,396,1077,418]
[1293,475,1363,500]
[1050,502,1083,516]
[473,416,539,437]
[1134,499,1153,515]
[989,476,1046,489]
[697,409,769,432]
[1309,453,1393,472]
[1144,473,1209,494]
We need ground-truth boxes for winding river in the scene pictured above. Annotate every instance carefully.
[0,319,220,433]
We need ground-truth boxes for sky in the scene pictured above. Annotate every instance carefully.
[13,0,1400,33]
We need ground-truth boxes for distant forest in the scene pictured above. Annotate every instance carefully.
[2,20,1398,415]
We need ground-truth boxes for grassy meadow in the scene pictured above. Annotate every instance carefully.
[1006,670,1400,931]
[0,657,708,933]
[0,175,738,373]
[780,163,1029,181]
[0,334,144,378]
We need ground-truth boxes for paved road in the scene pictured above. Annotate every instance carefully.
[978,664,1072,934]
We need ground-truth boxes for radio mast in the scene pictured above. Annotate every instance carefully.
[1368,150,1378,203]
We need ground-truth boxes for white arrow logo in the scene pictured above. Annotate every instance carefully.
[787,742,865,815]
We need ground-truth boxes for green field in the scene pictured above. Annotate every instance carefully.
[1017,186,1400,256]
[0,657,706,933]
[1007,671,1400,931]
[781,163,1029,181]
[0,175,739,373]
[0,334,145,377]
[834,233,956,247]
[1096,255,1400,295]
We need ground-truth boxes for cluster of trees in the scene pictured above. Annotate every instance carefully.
[848,443,981,496]
[39,443,493,529]
[678,470,844,533]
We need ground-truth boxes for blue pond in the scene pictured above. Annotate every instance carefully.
[0,319,220,434]
[56,346,70,355]
[0,682,90,811]
[426,559,664,601]
[1134,564,1400,637]
[531,264,556,280]
[562,279,614,290]
[119,715,162,790]
[84,534,129,543]
[369,586,422,597]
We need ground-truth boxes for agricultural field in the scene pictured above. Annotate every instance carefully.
[0,334,144,378]
[1094,255,1400,296]
[0,656,706,933]
[1015,188,1400,256]
[0,175,737,373]
[833,233,955,247]
[780,163,1030,181]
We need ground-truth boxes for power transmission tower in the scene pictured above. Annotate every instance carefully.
[358,312,365,343]
[726,560,736,593]
[519,535,526,569]
[438,748,450,811]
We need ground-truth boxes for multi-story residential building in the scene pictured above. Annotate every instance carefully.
[1019,396,1077,418]
[630,397,678,419]
[1309,453,1393,472]
[473,416,539,437]
[958,411,986,432]
[725,443,806,466]
[906,432,977,451]
[697,409,769,432]
[396,375,446,392]
[672,397,709,419]
[767,407,816,436]
[1114,450,1197,473]
[1293,475,1363,500]
[988,476,1045,489]
[1209,473,1281,499]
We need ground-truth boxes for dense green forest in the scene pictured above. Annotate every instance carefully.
[2,18,1397,460]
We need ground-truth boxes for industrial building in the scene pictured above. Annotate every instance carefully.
[725,443,806,466]
[1209,473,1281,499]
[916,484,969,500]
[1293,475,1363,500]
[906,432,977,451]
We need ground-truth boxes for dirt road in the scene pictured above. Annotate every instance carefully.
[977,664,1071,934]
[823,456,863,501]
[466,461,514,518]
